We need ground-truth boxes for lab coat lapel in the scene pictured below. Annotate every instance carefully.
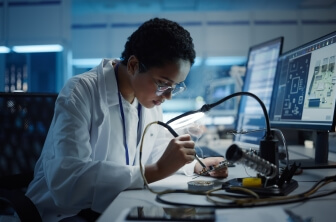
[92,59,118,160]
[134,106,159,165]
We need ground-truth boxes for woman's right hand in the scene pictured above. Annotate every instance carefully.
[145,134,195,183]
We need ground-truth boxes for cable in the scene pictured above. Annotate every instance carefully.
[138,121,336,209]
[205,175,336,207]
[139,121,207,195]
[272,128,289,168]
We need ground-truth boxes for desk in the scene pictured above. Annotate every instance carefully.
[98,146,336,222]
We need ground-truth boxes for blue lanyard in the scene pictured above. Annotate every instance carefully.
[114,63,142,165]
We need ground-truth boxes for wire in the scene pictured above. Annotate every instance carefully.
[138,121,336,209]
[272,128,289,168]
[139,121,207,195]
[205,175,336,207]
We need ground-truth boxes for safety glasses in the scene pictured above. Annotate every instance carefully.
[139,62,187,96]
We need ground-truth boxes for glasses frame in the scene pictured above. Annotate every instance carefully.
[139,62,187,96]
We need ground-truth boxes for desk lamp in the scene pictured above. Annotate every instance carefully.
[165,92,299,196]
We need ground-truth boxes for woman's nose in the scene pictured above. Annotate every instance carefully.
[162,91,172,100]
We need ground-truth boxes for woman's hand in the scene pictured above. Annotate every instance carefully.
[145,134,195,183]
[194,157,228,178]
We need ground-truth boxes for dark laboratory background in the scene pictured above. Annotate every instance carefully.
[0,0,336,143]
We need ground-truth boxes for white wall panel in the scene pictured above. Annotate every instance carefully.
[108,14,153,59]
[7,1,63,45]
[300,9,336,45]
[72,28,109,58]
[204,11,250,56]
[251,10,299,52]
[71,9,336,59]
[72,14,109,58]
[0,1,4,44]
[109,26,135,58]
[160,12,205,57]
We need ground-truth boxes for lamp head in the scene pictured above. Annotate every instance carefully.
[166,110,205,130]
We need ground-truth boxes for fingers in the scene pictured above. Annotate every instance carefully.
[209,167,228,178]
[177,134,192,141]
[158,135,195,171]
[171,134,195,156]
[182,146,196,163]
[194,157,229,178]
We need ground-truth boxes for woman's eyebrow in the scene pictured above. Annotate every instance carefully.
[160,76,182,85]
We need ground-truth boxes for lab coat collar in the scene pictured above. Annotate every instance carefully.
[97,58,119,107]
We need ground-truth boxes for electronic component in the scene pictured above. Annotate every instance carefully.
[198,160,228,176]
[242,177,262,187]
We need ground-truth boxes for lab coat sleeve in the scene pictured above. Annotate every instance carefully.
[42,77,143,213]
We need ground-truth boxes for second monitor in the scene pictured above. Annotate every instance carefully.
[234,37,284,149]
[269,31,336,168]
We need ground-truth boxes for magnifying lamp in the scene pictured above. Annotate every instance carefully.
[165,91,275,174]
[165,91,298,196]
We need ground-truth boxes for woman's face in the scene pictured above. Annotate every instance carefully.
[131,59,191,109]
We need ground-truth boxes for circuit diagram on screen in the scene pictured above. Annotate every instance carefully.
[281,54,311,120]
[304,55,336,109]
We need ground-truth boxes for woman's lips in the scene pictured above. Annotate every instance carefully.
[153,99,164,106]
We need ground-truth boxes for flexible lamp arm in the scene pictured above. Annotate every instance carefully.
[166,91,272,139]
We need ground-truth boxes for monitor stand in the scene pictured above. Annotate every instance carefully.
[283,131,336,169]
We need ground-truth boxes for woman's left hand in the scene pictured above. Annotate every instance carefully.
[194,157,228,178]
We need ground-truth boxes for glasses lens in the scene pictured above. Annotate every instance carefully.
[155,81,186,96]
[172,82,186,96]
[156,86,172,96]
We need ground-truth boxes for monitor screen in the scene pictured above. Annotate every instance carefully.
[207,77,238,117]
[269,31,336,168]
[234,37,284,149]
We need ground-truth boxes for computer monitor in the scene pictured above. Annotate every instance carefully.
[234,37,284,149]
[207,77,239,118]
[269,31,336,169]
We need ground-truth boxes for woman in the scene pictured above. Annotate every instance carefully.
[26,17,228,221]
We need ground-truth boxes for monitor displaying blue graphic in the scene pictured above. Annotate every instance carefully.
[234,37,283,149]
[207,77,238,117]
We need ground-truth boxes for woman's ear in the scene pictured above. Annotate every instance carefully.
[127,55,139,76]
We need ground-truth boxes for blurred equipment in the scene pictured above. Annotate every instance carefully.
[206,77,239,128]
[0,92,58,222]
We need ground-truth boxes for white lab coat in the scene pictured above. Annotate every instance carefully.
[26,59,186,221]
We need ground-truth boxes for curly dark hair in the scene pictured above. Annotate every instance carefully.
[120,18,195,71]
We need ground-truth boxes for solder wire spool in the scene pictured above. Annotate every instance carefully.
[188,180,214,191]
